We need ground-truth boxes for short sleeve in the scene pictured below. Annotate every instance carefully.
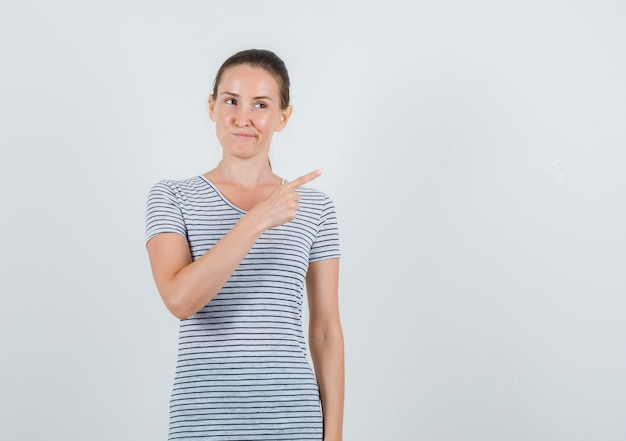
[145,180,187,244]
[309,194,341,262]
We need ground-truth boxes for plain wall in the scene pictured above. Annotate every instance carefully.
[1,1,625,440]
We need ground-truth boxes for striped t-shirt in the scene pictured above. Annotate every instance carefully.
[145,175,340,441]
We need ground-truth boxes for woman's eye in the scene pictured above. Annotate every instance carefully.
[225,98,236,105]
[254,102,266,109]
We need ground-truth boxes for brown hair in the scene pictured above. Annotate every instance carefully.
[212,49,291,109]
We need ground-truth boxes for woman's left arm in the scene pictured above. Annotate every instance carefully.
[307,257,344,441]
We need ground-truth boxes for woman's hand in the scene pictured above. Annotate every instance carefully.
[247,169,322,231]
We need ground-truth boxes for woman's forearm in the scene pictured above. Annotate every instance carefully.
[149,212,266,319]
[310,328,345,441]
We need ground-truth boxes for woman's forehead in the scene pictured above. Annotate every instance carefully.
[218,65,280,98]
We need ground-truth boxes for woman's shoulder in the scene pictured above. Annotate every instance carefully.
[154,174,206,186]
[149,175,208,193]
[296,184,332,200]
[147,176,216,209]
[296,185,338,216]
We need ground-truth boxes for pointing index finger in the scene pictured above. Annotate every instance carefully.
[285,169,323,189]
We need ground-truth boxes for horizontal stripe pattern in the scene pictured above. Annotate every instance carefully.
[145,176,340,440]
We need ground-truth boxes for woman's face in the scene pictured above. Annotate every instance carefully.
[209,64,292,162]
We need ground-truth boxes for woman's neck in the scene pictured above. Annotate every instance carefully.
[205,159,279,190]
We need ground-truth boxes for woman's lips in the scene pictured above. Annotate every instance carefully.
[233,132,255,140]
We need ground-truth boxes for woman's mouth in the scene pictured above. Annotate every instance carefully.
[233,132,255,140]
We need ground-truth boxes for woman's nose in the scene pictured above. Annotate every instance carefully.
[234,106,251,127]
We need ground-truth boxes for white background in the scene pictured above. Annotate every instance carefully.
[2,1,625,440]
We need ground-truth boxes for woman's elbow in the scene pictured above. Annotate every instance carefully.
[310,322,344,347]
[161,290,196,320]
[168,306,193,320]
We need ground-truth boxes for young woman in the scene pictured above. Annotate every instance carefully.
[145,49,344,441]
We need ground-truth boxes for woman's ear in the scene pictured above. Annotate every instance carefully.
[275,105,293,132]
[208,95,216,122]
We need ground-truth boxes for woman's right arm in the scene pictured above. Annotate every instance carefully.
[146,170,322,320]
[146,214,265,320]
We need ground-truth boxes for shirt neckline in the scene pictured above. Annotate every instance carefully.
[198,175,285,214]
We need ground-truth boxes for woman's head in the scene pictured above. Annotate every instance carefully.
[212,49,290,109]
[208,49,293,165]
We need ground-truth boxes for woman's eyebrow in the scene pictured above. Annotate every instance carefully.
[220,91,274,101]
